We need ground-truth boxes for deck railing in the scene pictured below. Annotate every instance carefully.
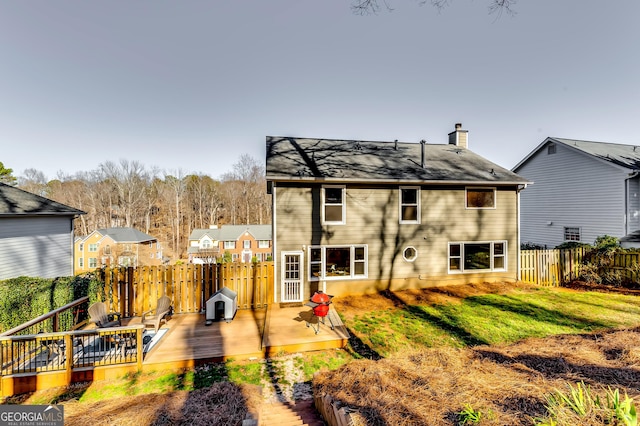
[0,325,144,376]
[0,296,90,337]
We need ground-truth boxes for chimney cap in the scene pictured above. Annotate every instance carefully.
[455,123,462,130]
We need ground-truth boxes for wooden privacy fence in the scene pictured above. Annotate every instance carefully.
[97,262,274,317]
[520,248,640,286]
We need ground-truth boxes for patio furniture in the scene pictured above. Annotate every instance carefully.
[142,295,172,333]
[88,302,122,328]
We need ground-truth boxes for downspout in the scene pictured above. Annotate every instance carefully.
[272,184,278,304]
[625,171,639,236]
[516,184,528,281]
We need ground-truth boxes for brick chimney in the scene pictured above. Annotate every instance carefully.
[448,123,468,149]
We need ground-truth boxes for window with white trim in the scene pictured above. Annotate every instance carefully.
[466,187,496,209]
[403,246,418,262]
[243,240,251,249]
[202,239,211,249]
[224,241,236,249]
[79,243,84,252]
[258,240,270,248]
[322,185,346,224]
[448,241,507,273]
[400,187,420,223]
[79,258,84,268]
[88,258,97,268]
[88,243,98,252]
[564,227,581,242]
[308,245,367,280]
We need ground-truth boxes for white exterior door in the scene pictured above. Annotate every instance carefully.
[281,251,304,302]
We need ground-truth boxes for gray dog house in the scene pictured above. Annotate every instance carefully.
[205,287,238,324]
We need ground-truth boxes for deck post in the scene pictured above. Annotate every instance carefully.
[136,328,143,370]
[64,334,73,385]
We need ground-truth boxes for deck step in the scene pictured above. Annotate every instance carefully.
[259,400,325,426]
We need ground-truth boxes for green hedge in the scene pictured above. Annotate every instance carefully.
[0,274,104,333]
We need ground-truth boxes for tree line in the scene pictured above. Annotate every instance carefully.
[6,155,271,260]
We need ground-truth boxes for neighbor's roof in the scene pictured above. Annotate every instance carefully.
[266,136,530,185]
[0,182,85,216]
[96,227,157,243]
[188,225,272,241]
[513,137,640,172]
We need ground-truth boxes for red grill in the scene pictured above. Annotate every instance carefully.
[305,291,334,334]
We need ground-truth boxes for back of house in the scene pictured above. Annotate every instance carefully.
[266,124,531,303]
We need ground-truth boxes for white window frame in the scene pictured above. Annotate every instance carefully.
[79,243,84,252]
[402,246,418,262]
[399,186,421,224]
[258,240,270,249]
[243,240,251,249]
[88,243,98,252]
[88,257,97,268]
[564,227,581,242]
[224,241,236,250]
[202,239,212,249]
[448,241,507,273]
[322,185,346,225]
[465,187,496,209]
[308,244,368,281]
[78,258,84,268]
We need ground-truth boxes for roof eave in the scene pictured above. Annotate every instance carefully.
[267,176,532,186]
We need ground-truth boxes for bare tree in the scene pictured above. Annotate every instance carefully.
[99,160,152,228]
[351,0,517,16]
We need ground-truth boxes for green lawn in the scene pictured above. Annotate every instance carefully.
[347,287,640,357]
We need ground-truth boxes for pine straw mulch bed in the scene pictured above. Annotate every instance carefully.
[61,382,262,426]
[316,283,640,426]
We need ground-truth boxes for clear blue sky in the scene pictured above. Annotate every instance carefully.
[1,1,638,180]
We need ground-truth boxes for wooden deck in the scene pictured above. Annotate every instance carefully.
[139,304,349,371]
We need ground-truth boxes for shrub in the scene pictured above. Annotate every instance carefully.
[0,274,102,333]
[522,242,546,250]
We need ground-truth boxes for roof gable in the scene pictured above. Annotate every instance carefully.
[96,227,157,243]
[266,136,529,184]
[0,183,85,216]
[513,137,640,172]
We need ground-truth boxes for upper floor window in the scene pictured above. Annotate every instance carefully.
[78,258,84,268]
[448,241,507,273]
[400,187,420,223]
[243,240,251,249]
[88,244,98,252]
[79,243,84,252]
[202,239,212,249]
[466,188,496,209]
[258,240,270,249]
[224,241,236,250]
[104,245,111,255]
[564,227,581,242]
[547,143,556,155]
[322,185,346,225]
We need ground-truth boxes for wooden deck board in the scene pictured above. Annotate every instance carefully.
[141,305,349,370]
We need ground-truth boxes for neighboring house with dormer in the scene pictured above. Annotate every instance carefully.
[513,137,640,249]
[74,227,162,274]
[265,124,531,303]
[0,182,85,280]
[187,224,272,264]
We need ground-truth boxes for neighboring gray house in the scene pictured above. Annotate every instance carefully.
[0,182,85,280]
[266,124,531,303]
[187,224,273,263]
[513,137,640,249]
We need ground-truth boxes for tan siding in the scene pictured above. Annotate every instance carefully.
[274,184,519,300]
